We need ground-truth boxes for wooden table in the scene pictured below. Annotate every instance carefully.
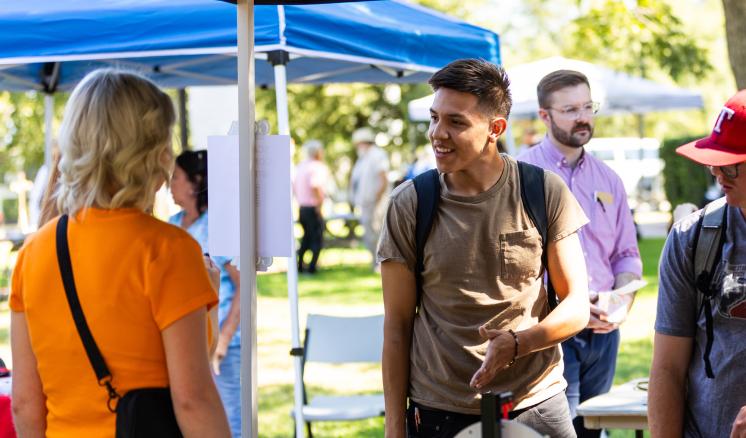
[576,378,648,438]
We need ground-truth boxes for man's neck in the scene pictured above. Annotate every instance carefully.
[444,154,504,197]
[548,134,584,168]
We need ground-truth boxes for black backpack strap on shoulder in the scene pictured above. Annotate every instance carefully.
[56,214,121,410]
[412,169,441,310]
[517,161,555,309]
[692,197,727,379]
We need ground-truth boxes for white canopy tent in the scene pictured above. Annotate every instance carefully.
[408,56,704,121]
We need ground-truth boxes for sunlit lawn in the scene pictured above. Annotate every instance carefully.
[0,240,666,437]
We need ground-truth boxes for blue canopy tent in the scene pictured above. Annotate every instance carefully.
[0,0,499,91]
[0,2,500,435]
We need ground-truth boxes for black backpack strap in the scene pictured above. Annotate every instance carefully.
[412,169,441,310]
[56,214,121,410]
[692,197,727,379]
[517,161,556,309]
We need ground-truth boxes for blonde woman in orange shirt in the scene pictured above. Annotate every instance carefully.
[9,69,230,438]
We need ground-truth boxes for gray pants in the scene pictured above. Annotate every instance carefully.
[406,392,576,438]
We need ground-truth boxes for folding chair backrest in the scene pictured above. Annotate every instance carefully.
[304,314,384,364]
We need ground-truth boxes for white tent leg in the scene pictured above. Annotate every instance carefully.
[44,93,54,170]
[237,1,258,438]
[273,63,305,438]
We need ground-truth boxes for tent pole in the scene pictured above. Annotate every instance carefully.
[44,93,54,170]
[177,88,189,150]
[237,1,258,438]
[270,51,305,438]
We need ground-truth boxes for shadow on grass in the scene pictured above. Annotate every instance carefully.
[258,384,384,438]
[258,264,382,306]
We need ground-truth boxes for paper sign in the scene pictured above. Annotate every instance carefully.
[597,279,648,324]
[208,135,240,257]
[207,134,293,258]
[257,134,292,257]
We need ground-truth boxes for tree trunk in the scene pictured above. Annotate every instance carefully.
[723,0,746,90]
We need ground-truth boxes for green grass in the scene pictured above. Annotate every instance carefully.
[258,384,384,438]
[258,264,381,304]
[638,238,665,298]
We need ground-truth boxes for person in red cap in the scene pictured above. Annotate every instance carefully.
[649,90,746,438]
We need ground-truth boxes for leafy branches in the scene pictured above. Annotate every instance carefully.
[567,0,711,80]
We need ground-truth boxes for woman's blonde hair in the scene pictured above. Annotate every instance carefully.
[56,69,175,215]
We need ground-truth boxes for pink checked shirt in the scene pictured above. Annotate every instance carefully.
[518,137,642,292]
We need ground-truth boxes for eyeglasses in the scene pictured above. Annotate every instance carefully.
[709,163,742,179]
[546,101,601,119]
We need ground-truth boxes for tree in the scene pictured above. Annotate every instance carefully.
[0,91,66,179]
[723,0,746,89]
[566,0,711,81]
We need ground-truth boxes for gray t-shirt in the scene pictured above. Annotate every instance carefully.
[378,155,588,414]
[655,204,746,438]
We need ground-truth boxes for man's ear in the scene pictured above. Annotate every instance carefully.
[538,108,551,126]
[490,117,508,140]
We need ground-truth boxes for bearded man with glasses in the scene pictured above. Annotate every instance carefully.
[518,70,642,438]
[649,90,746,438]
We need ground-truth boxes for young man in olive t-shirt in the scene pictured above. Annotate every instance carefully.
[378,59,590,438]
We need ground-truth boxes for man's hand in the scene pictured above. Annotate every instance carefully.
[731,406,746,438]
[588,302,618,334]
[470,326,515,390]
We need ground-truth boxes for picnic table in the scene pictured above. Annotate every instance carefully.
[577,378,648,438]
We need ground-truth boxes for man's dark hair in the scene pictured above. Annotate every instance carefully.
[428,59,512,119]
[537,70,590,109]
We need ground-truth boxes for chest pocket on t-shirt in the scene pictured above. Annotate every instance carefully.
[500,227,543,280]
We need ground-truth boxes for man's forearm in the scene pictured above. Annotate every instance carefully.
[614,271,640,310]
[517,287,589,356]
[383,327,411,438]
[648,367,686,437]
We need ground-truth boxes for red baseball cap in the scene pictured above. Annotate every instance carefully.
[677,89,746,166]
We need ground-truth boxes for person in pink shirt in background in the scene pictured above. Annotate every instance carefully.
[518,70,643,438]
[293,140,331,274]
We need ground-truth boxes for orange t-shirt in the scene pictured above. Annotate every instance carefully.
[10,208,218,437]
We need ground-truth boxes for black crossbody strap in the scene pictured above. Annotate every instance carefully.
[56,214,120,409]
[413,169,441,311]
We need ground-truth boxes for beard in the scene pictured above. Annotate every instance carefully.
[549,116,594,148]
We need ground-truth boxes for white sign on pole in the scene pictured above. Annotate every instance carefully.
[257,134,292,257]
[208,135,240,257]
[208,134,292,258]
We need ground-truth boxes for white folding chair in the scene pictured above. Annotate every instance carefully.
[293,313,385,437]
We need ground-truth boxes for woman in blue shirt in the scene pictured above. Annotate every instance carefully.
[169,150,242,437]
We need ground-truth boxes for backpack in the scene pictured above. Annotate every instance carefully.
[411,161,556,312]
[691,197,728,379]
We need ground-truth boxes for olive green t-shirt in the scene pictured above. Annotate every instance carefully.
[377,155,588,414]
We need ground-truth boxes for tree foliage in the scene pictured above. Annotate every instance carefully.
[0,91,66,179]
[566,0,711,81]
[660,134,712,207]
[255,82,432,186]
